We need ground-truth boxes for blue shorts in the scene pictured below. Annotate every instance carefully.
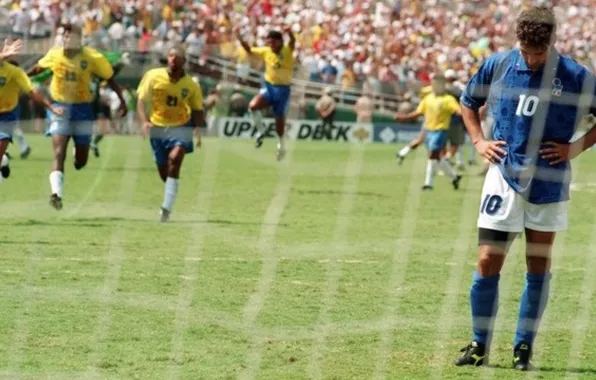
[425,129,448,153]
[260,82,291,117]
[149,125,194,166]
[46,102,95,146]
[0,110,18,142]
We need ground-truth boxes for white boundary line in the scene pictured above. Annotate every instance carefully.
[307,143,365,379]
[237,141,296,380]
[84,137,142,378]
[166,140,221,379]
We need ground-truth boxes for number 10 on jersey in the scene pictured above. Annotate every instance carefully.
[515,94,539,117]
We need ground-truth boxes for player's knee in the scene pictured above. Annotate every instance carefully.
[526,256,550,275]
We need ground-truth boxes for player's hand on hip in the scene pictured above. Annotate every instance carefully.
[475,139,507,164]
[540,141,580,165]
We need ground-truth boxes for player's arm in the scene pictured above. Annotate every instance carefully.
[136,73,153,136]
[284,26,296,51]
[94,53,128,117]
[189,85,206,148]
[27,48,56,77]
[13,67,61,114]
[233,26,252,55]
[461,57,507,163]
[395,97,424,122]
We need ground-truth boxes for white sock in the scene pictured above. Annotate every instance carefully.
[252,110,264,135]
[162,177,179,212]
[440,158,458,179]
[14,128,28,151]
[399,145,411,157]
[455,150,463,166]
[49,170,64,197]
[425,159,438,187]
[277,135,285,150]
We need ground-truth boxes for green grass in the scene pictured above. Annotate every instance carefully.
[2,134,596,379]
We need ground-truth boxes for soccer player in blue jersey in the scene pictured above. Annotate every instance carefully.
[455,6,596,370]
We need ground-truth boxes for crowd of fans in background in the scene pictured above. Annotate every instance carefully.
[2,0,595,107]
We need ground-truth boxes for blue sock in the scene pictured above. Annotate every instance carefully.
[470,271,500,345]
[514,272,551,347]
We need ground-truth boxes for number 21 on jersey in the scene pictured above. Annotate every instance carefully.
[515,94,539,117]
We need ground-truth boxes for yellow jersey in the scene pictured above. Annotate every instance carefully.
[37,47,114,104]
[416,93,460,131]
[137,68,204,127]
[250,45,294,86]
[0,61,33,113]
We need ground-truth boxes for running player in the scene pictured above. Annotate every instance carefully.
[396,85,432,164]
[0,41,63,183]
[455,6,596,370]
[395,74,462,190]
[234,26,295,161]
[27,24,127,210]
[136,45,205,222]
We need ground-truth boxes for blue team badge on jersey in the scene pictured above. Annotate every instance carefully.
[80,60,88,70]
[181,88,189,99]
[552,78,563,96]
[0,77,6,86]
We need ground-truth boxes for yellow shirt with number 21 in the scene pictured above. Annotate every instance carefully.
[37,47,114,104]
[137,68,204,127]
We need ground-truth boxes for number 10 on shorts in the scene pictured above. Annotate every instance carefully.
[481,194,504,215]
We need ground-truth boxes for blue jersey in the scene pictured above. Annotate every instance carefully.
[462,48,596,204]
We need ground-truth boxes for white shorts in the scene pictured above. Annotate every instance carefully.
[477,165,568,233]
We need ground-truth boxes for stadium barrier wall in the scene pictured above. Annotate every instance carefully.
[215,117,423,144]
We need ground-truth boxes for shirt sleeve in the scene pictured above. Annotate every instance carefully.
[188,82,204,111]
[447,95,460,114]
[14,66,33,94]
[461,55,501,111]
[91,51,114,80]
[37,48,56,69]
[136,70,154,101]
[250,47,268,58]
[416,96,427,114]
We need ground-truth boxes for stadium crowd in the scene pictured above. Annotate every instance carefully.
[1,0,595,99]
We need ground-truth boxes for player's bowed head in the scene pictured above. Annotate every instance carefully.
[515,6,557,72]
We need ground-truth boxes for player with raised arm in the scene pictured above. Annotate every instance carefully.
[27,24,127,210]
[136,45,205,223]
[234,25,295,161]
[0,39,63,182]
[454,6,596,370]
[395,74,463,190]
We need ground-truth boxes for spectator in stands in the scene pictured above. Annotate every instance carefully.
[354,90,374,123]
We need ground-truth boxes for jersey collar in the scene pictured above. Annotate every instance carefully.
[514,48,560,73]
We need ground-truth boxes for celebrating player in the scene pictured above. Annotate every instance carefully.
[454,6,596,370]
[136,45,205,222]
[0,40,62,183]
[234,25,295,161]
[27,24,127,210]
[394,74,463,190]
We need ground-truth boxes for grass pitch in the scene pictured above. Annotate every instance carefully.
[1,134,596,379]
